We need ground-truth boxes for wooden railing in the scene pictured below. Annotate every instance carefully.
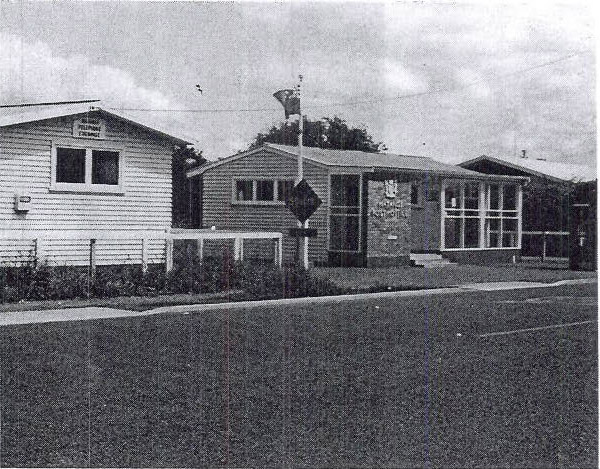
[0,229,284,273]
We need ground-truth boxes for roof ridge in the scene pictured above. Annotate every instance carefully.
[0,103,194,145]
[265,142,430,159]
[493,154,594,168]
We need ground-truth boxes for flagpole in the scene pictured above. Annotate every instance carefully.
[297,75,309,269]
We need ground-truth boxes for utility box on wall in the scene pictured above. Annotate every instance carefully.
[14,192,32,212]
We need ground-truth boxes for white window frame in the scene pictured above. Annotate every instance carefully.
[50,139,124,194]
[231,178,294,205]
[441,180,481,249]
[440,179,522,251]
[484,183,520,249]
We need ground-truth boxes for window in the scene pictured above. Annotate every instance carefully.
[233,179,294,204]
[441,181,521,250]
[256,180,274,201]
[329,174,362,253]
[277,180,294,202]
[52,143,123,193]
[442,181,481,249]
[236,180,253,201]
[331,174,360,207]
[56,148,86,183]
[484,184,519,248]
[92,150,119,185]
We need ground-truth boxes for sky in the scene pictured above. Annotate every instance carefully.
[0,1,596,168]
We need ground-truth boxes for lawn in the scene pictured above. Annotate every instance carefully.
[314,260,596,291]
[0,283,596,467]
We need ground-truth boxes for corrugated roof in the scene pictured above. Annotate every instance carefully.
[0,103,194,145]
[460,155,597,183]
[188,143,527,182]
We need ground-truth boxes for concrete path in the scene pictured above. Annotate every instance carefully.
[0,307,144,326]
[0,278,596,327]
[460,277,597,291]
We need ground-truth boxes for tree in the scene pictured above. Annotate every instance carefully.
[172,146,206,228]
[249,116,386,153]
[521,177,576,259]
[522,178,575,232]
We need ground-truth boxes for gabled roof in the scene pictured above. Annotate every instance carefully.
[0,103,194,146]
[188,143,527,182]
[460,154,596,183]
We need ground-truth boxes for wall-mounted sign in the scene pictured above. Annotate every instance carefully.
[73,117,106,139]
[369,199,406,219]
[289,227,318,238]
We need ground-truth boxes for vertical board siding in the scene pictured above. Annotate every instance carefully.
[0,113,173,265]
[202,149,329,264]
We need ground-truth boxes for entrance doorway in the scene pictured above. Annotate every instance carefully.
[328,174,365,266]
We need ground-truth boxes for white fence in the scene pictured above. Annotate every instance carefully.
[0,229,283,272]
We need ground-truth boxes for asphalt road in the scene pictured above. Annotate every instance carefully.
[0,283,596,467]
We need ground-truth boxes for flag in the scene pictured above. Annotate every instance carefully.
[273,89,300,119]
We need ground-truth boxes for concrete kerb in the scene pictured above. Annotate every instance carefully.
[459,277,597,291]
[0,278,596,327]
[150,277,597,314]
[149,286,463,315]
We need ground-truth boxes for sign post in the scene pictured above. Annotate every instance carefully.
[297,76,309,268]
[273,75,317,269]
[285,178,322,266]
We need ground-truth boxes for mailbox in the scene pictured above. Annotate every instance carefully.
[14,192,32,212]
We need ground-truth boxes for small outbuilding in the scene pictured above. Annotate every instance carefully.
[0,103,193,266]
[188,144,528,266]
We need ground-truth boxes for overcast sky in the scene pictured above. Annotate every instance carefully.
[0,1,595,167]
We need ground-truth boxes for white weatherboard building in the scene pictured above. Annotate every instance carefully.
[0,103,192,267]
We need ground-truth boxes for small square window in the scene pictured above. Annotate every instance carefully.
[56,147,86,183]
[92,150,119,185]
[256,180,274,201]
[236,180,253,201]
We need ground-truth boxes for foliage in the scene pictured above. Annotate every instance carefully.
[0,258,341,303]
[172,146,206,228]
[249,115,386,153]
[521,178,576,231]
[239,263,342,300]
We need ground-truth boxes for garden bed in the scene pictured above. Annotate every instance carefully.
[0,256,342,307]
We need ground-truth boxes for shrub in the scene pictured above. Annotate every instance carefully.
[240,264,342,300]
[0,264,89,301]
[0,258,342,303]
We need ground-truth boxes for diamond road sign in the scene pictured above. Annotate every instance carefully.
[285,179,322,223]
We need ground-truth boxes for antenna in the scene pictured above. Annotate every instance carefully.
[0,99,100,109]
